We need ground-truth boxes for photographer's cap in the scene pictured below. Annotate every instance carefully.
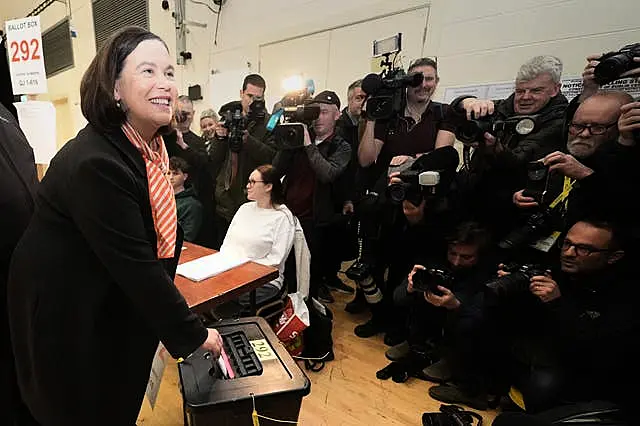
[311,90,341,109]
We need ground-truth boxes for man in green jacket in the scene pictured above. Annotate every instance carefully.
[210,74,276,247]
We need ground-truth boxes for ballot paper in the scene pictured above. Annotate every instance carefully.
[176,252,249,281]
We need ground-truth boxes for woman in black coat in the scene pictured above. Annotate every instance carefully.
[7,27,222,425]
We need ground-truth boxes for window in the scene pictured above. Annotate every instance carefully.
[42,18,74,77]
[92,0,149,51]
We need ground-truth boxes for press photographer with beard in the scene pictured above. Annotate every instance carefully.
[273,91,351,302]
[209,74,276,248]
[512,90,637,240]
[492,219,638,424]
[453,56,568,240]
[389,223,494,409]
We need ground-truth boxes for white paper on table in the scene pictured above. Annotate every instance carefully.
[13,100,56,164]
[176,252,250,282]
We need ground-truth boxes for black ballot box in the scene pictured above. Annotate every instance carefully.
[178,316,311,425]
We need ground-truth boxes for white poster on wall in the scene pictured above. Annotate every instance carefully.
[14,101,56,164]
[4,16,48,95]
[443,76,640,105]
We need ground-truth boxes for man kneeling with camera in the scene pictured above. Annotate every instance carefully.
[389,222,494,409]
[492,219,639,425]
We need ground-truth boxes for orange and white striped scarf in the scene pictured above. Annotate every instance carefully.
[122,122,177,259]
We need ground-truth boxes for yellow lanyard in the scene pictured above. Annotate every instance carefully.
[548,176,575,210]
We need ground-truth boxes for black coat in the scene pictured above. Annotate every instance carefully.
[0,103,38,425]
[7,124,207,425]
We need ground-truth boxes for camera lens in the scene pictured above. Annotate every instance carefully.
[388,183,406,203]
[594,54,630,85]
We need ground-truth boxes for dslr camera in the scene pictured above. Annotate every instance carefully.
[485,263,547,296]
[267,81,320,150]
[388,146,460,205]
[412,267,454,295]
[454,112,537,146]
[594,43,640,85]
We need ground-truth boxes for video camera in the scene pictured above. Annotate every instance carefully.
[266,80,320,150]
[387,146,460,205]
[361,33,424,121]
[485,263,547,297]
[217,98,268,153]
[594,43,640,85]
[454,112,537,146]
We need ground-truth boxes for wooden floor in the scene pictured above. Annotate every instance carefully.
[137,278,498,425]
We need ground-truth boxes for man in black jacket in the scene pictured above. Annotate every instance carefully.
[493,219,638,423]
[0,102,38,425]
[274,90,351,302]
[454,55,568,241]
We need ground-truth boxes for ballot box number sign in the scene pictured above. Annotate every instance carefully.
[250,339,277,362]
[4,16,48,94]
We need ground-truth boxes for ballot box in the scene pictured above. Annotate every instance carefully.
[178,316,311,425]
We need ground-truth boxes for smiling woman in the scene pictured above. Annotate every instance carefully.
[7,27,222,425]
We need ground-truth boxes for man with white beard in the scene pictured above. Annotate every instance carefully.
[512,89,638,231]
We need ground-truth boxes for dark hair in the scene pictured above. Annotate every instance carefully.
[447,221,491,253]
[575,218,625,251]
[80,26,169,135]
[169,156,190,174]
[242,74,266,92]
[408,57,438,76]
[255,164,284,205]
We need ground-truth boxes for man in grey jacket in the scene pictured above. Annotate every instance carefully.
[274,90,352,303]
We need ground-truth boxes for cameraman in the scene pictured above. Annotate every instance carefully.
[396,222,494,410]
[492,219,638,422]
[209,74,275,248]
[512,90,637,244]
[273,91,351,302]
[358,58,456,171]
[454,56,568,240]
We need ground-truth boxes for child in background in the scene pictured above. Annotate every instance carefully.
[168,157,203,242]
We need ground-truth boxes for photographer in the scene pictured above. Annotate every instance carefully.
[454,56,568,240]
[511,90,637,250]
[393,223,494,410]
[163,96,214,246]
[273,91,351,302]
[492,219,638,423]
[209,74,276,248]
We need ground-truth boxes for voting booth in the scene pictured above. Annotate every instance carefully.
[178,316,310,425]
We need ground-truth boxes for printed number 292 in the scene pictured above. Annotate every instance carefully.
[10,39,41,63]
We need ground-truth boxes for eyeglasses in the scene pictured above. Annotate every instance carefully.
[247,179,264,186]
[568,122,617,136]
[559,239,610,256]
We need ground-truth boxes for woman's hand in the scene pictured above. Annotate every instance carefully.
[200,328,223,359]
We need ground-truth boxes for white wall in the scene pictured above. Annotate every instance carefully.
[3,0,640,142]
[426,0,640,98]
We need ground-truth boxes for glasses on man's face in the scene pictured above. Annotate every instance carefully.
[568,122,617,136]
[247,179,264,186]
[559,239,610,256]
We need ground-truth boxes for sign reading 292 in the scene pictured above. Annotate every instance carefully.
[10,39,42,63]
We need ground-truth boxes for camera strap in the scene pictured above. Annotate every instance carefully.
[530,176,575,253]
[548,176,575,210]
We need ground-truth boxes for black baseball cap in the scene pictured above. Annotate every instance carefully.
[311,90,341,109]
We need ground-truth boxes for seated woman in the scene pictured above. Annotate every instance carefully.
[220,164,296,308]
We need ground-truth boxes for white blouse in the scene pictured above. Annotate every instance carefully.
[220,202,296,290]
